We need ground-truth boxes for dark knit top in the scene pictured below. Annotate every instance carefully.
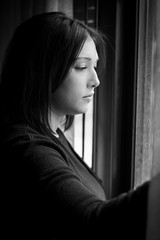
[1,124,148,240]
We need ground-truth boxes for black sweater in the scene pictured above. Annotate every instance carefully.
[1,124,148,240]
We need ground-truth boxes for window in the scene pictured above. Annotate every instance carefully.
[65,0,98,168]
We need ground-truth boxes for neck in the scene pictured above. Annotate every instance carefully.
[49,111,65,133]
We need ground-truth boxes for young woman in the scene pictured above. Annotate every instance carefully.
[0,11,159,240]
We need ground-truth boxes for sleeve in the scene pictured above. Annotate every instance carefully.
[18,143,150,240]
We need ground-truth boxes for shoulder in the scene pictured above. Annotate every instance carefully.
[1,124,75,183]
[1,123,69,165]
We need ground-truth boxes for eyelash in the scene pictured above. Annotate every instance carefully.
[75,65,97,71]
[75,66,87,71]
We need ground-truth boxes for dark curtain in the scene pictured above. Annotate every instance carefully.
[0,0,73,71]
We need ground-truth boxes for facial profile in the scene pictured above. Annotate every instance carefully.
[51,35,100,117]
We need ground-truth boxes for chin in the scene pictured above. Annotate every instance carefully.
[71,107,89,115]
[79,108,89,114]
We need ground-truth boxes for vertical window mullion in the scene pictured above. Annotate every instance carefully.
[82,114,85,160]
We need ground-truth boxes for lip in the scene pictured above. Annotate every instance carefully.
[82,94,94,102]
[83,93,94,98]
[83,96,92,102]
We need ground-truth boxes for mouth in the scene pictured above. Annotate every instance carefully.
[82,94,94,102]
[83,92,94,98]
[83,95,92,98]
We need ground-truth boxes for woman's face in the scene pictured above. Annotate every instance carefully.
[51,36,100,116]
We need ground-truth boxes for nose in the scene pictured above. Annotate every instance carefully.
[88,69,100,89]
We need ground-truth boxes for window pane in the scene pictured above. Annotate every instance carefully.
[83,99,93,167]
[73,100,94,168]
[74,114,83,158]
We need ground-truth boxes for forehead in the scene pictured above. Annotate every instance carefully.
[78,36,98,60]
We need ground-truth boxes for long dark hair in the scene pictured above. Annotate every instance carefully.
[0,11,106,135]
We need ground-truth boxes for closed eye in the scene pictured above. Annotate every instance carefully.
[75,66,87,71]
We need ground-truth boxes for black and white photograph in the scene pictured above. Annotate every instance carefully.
[0,1,160,239]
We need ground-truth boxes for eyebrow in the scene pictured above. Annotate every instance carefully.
[76,57,99,61]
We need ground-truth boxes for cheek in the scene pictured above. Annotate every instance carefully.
[51,74,87,114]
[61,77,84,99]
[51,85,80,113]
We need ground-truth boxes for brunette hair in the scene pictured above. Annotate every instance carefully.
[0,11,106,135]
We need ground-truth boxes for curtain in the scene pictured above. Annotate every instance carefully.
[0,0,73,71]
